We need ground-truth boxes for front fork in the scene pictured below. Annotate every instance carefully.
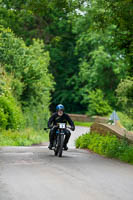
[55,130,65,148]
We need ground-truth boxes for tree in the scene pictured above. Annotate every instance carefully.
[116,77,133,118]
[85,89,112,116]
[0,0,132,114]
[0,0,85,113]
[71,0,131,109]
[88,0,133,73]
[0,26,54,128]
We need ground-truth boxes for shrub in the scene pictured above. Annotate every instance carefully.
[23,105,50,130]
[119,146,133,164]
[75,132,133,164]
[0,26,54,130]
[0,95,24,130]
[116,77,133,118]
[118,112,133,131]
[0,108,8,129]
[0,70,25,130]
[86,89,112,116]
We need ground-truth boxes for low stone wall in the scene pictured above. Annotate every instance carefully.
[69,114,108,123]
[90,123,133,143]
[69,114,91,122]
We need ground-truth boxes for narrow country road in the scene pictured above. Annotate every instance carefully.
[0,126,133,200]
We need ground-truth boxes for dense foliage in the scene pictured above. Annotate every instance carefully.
[0,0,132,115]
[118,112,133,131]
[0,26,54,130]
[116,78,133,118]
[84,89,112,116]
[76,132,133,164]
[0,71,24,130]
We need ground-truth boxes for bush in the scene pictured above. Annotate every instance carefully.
[0,108,8,129]
[86,89,112,116]
[118,112,133,131]
[0,70,25,130]
[0,95,24,130]
[116,77,133,118]
[119,146,133,164]
[23,105,50,130]
[0,26,54,130]
[75,132,133,164]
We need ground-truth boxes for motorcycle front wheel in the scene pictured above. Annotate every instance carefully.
[58,134,64,157]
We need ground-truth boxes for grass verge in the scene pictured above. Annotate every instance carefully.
[75,132,133,164]
[74,121,93,127]
[0,128,49,146]
[118,112,133,131]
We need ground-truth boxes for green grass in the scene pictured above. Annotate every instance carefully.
[118,112,133,131]
[74,121,93,127]
[75,132,133,164]
[106,111,133,131]
[0,128,49,146]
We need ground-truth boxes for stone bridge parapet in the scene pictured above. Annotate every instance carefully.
[90,123,133,143]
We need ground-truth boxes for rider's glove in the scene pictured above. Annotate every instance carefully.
[71,126,75,131]
[48,125,53,129]
[51,125,58,130]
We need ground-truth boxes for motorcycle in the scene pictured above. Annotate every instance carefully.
[44,123,72,157]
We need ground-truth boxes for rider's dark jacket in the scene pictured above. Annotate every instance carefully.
[48,113,75,131]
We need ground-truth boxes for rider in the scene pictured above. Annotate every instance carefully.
[48,104,75,150]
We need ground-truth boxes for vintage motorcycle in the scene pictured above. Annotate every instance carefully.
[45,123,72,157]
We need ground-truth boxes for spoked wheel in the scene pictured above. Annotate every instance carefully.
[54,149,58,156]
[58,134,64,157]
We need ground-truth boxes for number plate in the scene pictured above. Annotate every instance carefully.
[59,123,66,129]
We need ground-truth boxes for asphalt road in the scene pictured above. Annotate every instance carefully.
[0,126,133,200]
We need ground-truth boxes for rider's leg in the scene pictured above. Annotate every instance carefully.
[63,129,71,150]
[48,129,55,149]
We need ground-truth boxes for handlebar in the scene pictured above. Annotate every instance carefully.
[44,126,74,131]
[66,126,72,130]
[44,128,49,130]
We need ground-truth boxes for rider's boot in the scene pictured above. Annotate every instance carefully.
[48,131,54,150]
[48,143,53,150]
[63,131,70,150]
[63,143,68,151]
